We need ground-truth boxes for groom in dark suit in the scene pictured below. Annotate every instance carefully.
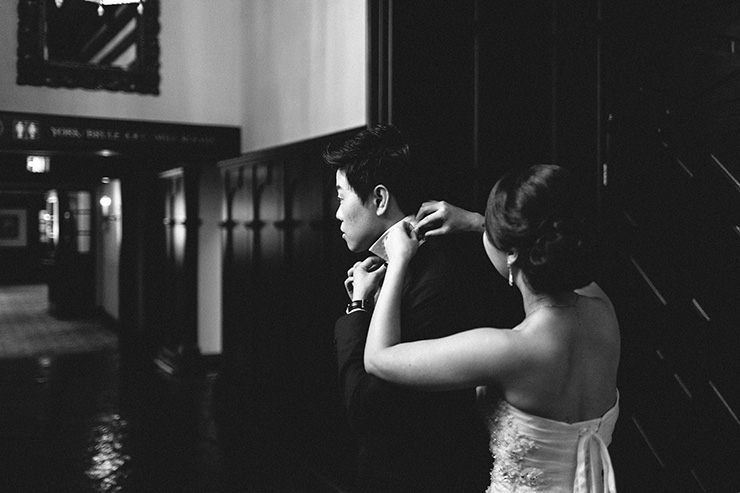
[327,124,522,492]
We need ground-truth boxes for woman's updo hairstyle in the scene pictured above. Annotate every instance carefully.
[485,164,599,294]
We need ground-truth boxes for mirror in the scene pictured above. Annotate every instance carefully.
[17,0,160,95]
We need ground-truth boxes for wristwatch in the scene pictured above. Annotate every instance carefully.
[346,299,373,314]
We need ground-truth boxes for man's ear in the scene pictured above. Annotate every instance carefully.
[373,185,390,216]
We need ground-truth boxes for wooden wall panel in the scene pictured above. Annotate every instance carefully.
[217,128,362,486]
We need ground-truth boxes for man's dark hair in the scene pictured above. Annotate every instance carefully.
[324,124,426,215]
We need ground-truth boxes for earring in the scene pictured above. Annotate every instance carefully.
[507,260,514,286]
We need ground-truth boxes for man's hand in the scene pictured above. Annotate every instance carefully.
[344,256,387,301]
[414,200,484,238]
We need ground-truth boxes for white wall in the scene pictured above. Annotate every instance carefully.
[0,1,243,128]
[0,0,366,152]
[240,0,367,151]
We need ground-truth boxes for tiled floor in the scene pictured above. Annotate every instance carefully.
[0,284,346,492]
[0,284,117,359]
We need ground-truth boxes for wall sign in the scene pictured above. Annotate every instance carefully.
[0,111,240,160]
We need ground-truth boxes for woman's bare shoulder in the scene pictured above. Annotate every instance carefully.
[575,282,615,313]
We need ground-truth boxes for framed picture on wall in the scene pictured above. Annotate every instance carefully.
[0,209,27,247]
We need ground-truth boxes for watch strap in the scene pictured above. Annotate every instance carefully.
[346,299,373,314]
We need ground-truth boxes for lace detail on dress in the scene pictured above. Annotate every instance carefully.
[486,402,546,492]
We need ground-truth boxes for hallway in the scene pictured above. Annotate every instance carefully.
[0,284,346,492]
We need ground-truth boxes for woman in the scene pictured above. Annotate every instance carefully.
[362,165,620,492]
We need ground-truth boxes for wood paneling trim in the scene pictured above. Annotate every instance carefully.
[710,153,740,194]
[630,415,665,468]
[218,127,363,171]
[629,256,667,306]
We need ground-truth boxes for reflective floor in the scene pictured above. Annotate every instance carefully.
[0,285,345,492]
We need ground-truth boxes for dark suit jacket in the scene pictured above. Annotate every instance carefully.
[335,233,523,492]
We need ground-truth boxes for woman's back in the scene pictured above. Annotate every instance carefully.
[483,286,620,493]
[501,288,620,424]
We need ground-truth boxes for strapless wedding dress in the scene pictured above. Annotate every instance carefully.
[483,392,619,492]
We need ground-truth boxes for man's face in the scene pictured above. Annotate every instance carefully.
[335,170,385,252]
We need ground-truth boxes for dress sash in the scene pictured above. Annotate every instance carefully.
[574,426,617,492]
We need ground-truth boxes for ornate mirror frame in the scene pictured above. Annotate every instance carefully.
[16,0,160,95]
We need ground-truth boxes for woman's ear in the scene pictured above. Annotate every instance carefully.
[373,185,390,215]
[507,251,518,265]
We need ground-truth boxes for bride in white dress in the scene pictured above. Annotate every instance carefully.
[355,164,620,492]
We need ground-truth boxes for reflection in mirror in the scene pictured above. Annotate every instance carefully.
[46,1,140,69]
[17,0,160,95]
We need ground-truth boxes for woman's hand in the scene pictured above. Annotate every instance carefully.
[344,256,386,301]
[383,221,419,265]
[414,200,485,238]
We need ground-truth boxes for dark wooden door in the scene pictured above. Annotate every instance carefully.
[599,2,740,491]
[369,0,554,211]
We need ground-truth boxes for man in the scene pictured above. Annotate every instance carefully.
[326,124,522,492]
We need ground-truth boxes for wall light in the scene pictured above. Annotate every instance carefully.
[100,195,114,221]
[26,155,50,173]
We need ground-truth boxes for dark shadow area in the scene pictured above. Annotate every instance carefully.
[0,285,345,492]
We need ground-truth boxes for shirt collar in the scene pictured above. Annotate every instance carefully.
[368,215,425,262]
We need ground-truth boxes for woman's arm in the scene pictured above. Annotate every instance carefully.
[365,326,522,391]
[363,222,415,371]
[363,221,523,391]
